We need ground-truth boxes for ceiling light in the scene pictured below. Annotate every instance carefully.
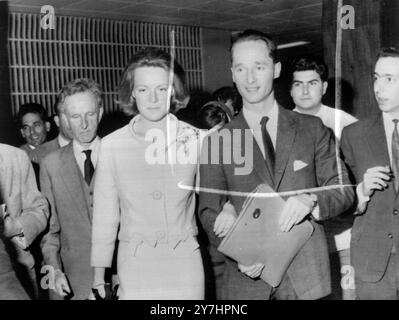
[277,41,310,49]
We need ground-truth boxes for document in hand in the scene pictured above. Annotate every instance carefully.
[217,184,314,287]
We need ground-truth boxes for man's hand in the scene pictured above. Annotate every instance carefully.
[0,214,24,239]
[361,166,391,197]
[279,194,313,232]
[54,269,71,297]
[238,263,265,279]
[214,202,237,237]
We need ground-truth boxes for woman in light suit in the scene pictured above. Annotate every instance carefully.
[90,47,205,299]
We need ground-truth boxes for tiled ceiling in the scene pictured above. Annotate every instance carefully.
[7,0,323,46]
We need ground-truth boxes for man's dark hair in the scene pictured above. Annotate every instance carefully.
[17,102,48,128]
[198,101,230,130]
[213,86,237,103]
[376,46,399,62]
[230,29,279,63]
[212,86,242,113]
[290,56,329,82]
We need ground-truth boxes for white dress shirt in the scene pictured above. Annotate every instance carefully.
[58,134,70,148]
[73,137,101,177]
[293,104,357,140]
[243,100,278,157]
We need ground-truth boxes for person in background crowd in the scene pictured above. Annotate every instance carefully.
[341,47,399,299]
[18,102,51,163]
[0,143,49,300]
[40,78,104,300]
[213,86,242,117]
[199,100,231,131]
[290,56,358,300]
[199,29,354,300]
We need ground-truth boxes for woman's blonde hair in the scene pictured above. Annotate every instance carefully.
[117,47,189,116]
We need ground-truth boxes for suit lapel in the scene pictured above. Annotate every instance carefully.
[365,114,396,198]
[234,112,274,186]
[274,106,297,190]
[365,114,391,167]
[60,144,91,227]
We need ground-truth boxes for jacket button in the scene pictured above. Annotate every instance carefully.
[393,210,398,215]
[152,191,162,200]
[156,231,165,238]
[388,233,394,239]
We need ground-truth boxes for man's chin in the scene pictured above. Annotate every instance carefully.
[30,141,44,147]
[77,136,96,145]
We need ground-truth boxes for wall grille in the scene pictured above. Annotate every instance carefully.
[8,12,203,116]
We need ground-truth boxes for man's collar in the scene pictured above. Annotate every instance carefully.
[73,136,100,153]
[58,134,70,148]
[243,100,279,121]
[293,103,324,116]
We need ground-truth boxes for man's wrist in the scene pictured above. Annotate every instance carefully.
[4,216,24,239]
[357,182,371,201]
[54,269,64,279]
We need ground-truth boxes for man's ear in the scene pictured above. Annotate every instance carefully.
[231,67,236,84]
[45,121,51,132]
[98,107,104,122]
[322,81,328,95]
[20,128,26,139]
[54,115,60,128]
[61,113,71,130]
[274,62,281,79]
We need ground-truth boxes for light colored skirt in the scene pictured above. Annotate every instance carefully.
[117,237,204,300]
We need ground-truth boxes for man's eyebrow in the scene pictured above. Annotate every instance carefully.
[232,62,243,67]
[292,78,320,83]
[374,72,398,77]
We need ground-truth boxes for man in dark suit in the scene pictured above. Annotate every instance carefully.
[40,78,103,300]
[1,143,49,299]
[340,47,399,299]
[199,29,354,300]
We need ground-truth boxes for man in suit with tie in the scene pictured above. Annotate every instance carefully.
[40,78,103,299]
[199,29,354,300]
[1,143,49,299]
[340,47,399,299]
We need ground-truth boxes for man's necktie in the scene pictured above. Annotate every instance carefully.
[392,119,399,192]
[83,149,94,186]
[260,116,275,174]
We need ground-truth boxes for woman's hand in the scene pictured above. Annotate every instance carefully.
[88,283,106,300]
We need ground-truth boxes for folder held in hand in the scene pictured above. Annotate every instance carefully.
[217,184,314,287]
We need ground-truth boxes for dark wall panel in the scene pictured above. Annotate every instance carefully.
[322,0,381,119]
[0,1,18,145]
[381,0,399,48]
